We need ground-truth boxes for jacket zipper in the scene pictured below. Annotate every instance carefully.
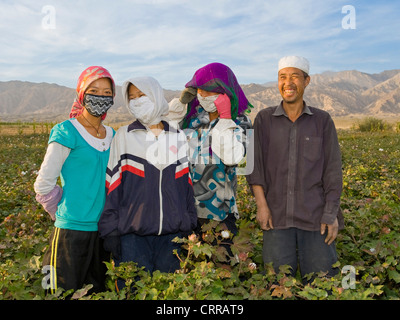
[157,130,163,234]
[158,170,163,235]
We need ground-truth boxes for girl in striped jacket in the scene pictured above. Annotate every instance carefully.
[98,77,197,279]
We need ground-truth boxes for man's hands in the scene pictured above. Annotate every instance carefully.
[252,185,274,231]
[320,218,338,245]
[256,205,274,231]
[252,185,338,245]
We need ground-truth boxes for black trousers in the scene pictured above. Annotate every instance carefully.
[42,227,109,294]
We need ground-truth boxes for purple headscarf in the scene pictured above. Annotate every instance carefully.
[182,62,253,128]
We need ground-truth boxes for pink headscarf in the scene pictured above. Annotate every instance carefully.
[69,66,115,120]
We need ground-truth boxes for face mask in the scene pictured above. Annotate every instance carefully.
[83,94,113,117]
[129,96,157,125]
[197,93,219,113]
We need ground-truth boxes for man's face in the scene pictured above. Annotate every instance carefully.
[278,67,310,104]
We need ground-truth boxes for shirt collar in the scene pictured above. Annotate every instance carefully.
[273,101,313,117]
[127,120,177,133]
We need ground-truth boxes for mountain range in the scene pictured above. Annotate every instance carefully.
[1,69,400,123]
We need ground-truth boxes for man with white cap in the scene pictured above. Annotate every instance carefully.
[246,56,343,282]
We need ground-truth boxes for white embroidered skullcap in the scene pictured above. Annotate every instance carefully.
[278,56,310,74]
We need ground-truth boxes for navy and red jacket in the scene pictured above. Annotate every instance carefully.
[98,120,197,238]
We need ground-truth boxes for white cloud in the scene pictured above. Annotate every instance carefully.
[0,0,398,89]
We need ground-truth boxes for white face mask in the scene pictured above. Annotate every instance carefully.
[128,96,157,126]
[197,93,219,113]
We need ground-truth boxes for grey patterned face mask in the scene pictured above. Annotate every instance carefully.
[83,94,114,117]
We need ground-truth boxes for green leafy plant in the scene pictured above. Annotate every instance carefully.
[354,117,393,132]
[0,125,399,300]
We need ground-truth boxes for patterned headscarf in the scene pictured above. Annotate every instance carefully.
[182,62,253,128]
[69,66,115,120]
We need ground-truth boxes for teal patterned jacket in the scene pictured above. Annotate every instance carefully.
[182,108,252,221]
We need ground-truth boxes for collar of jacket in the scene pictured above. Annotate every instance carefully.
[127,120,178,133]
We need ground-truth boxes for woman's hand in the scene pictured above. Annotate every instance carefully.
[214,93,231,119]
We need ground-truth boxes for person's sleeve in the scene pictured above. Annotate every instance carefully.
[245,112,267,193]
[48,121,77,149]
[186,167,198,231]
[320,115,343,226]
[211,116,248,166]
[181,130,198,231]
[167,98,187,129]
[34,142,70,195]
[98,130,123,238]
[34,141,70,220]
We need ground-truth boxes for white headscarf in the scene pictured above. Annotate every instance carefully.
[122,76,169,126]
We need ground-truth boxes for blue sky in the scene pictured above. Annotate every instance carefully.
[0,0,399,90]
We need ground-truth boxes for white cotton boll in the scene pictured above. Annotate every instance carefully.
[221,230,230,239]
